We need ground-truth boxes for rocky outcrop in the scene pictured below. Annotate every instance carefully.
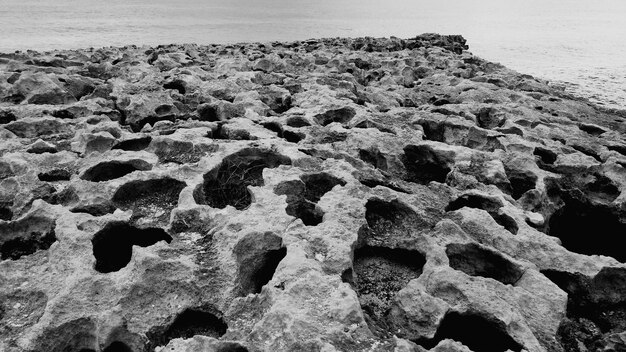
[1,34,625,352]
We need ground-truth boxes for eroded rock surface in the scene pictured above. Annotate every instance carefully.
[1,34,625,352]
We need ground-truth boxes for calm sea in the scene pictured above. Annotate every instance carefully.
[0,0,624,109]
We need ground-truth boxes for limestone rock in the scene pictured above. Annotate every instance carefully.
[0,35,625,352]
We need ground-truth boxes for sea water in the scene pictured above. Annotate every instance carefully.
[0,0,624,109]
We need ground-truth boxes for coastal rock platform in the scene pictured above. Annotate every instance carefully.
[1,34,626,352]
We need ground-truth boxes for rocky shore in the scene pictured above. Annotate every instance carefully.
[1,34,625,352]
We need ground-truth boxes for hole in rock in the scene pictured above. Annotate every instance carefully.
[7,72,20,84]
[155,140,216,164]
[446,243,524,285]
[505,169,537,199]
[316,130,347,144]
[209,123,227,139]
[0,216,56,260]
[70,203,116,217]
[286,115,311,127]
[51,109,75,119]
[215,342,249,352]
[233,232,287,296]
[274,173,345,226]
[607,144,626,156]
[129,115,175,133]
[103,341,133,352]
[358,178,411,194]
[283,130,304,143]
[542,267,626,352]
[92,222,172,273]
[27,142,58,154]
[586,174,621,201]
[359,149,388,171]
[261,122,283,136]
[112,137,152,151]
[300,173,347,202]
[416,311,523,352]
[431,98,451,106]
[578,124,606,136]
[352,198,431,336]
[546,176,625,262]
[490,212,519,235]
[431,107,458,117]
[548,202,625,261]
[81,161,150,182]
[268,96,292,114]
[194,149,291,210]
[446,194,518,234]
[154,104,175,116]
[163,80,186,95]
[274,183,318,224]
[402,145,452,184]
[257,89,292,114]
[146,306,227,349]
[0,205,12,221]
[497,126,524,137]
[353,245,426,338]
[364,198,431,244]
[534,146,558,165]
[297,148,328,159]
[197,104,219,122]
[38,169,72,182]
[445,194,502,213]
[260,122,304,143]
[476,107,505,129]
[314,107,356,126]
[286,200,324,226]
[3,93,25,104]
[353,120,397,136]
[353,120,396,135]
[418,120,445,142]
[0,229,56,261]
[0,110,17,124]
[350,57,371,69]
[112,178,186,226]
[341,268,355,286]
[209,123,252,141]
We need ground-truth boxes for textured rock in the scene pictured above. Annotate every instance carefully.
[1,34,625,352]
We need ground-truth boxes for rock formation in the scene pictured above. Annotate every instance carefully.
[1,34,625,352]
